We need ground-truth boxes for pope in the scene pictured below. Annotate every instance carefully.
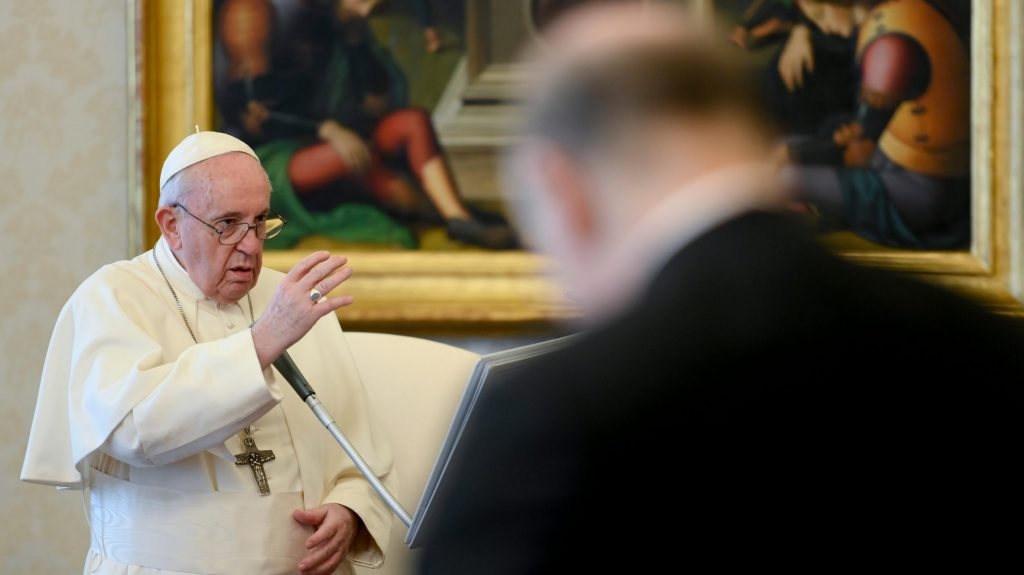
[21,130,397,575]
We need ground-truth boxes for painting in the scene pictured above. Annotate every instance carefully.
[133,0,1024,334]
[711,0,974,252]
[209,0,525,252]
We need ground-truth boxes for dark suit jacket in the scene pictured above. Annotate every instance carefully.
[418,211,1024,573]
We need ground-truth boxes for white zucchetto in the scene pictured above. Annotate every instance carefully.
[159,131,260,189]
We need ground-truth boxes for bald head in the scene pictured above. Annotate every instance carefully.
[505,1,788,317]
[536,0,703,61]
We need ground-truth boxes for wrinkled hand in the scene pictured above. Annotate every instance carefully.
[251,251,354,368]
[294,504,362,575]
[778,24,814,92]
[318,120,371,175]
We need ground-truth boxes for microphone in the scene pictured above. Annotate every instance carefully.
[272,350,315,400]
[271,347,414,527]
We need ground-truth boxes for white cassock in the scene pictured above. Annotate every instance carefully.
[21,237,397,575]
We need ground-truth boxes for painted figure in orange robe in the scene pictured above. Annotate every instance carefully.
[778,0,972,249]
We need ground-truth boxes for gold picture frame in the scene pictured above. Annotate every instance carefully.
[132,0,1024,335]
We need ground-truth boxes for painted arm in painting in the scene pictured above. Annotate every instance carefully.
[728,0,800,50]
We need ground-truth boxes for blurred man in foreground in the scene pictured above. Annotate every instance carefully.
[417,3,1023,572]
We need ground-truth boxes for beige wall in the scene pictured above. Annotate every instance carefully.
[0,2,548,572]
[0,0,131,571]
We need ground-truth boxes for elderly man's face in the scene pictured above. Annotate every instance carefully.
[172,152,271,305]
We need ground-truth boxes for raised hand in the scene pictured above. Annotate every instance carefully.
[251,250,354,367]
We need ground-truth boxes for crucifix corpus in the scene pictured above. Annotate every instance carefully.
[234,426,276,495]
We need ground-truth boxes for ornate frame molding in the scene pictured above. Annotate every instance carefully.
[131,0,1023,335]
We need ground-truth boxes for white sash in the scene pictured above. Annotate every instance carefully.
[88,469,310,574]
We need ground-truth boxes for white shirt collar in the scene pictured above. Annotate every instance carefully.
[586,162,790,319]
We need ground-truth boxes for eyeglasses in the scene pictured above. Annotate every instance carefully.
[173,203,286,245]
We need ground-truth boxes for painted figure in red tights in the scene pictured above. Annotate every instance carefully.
[215,0,517,249]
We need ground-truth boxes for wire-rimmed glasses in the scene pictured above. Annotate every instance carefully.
[174,203,286,245]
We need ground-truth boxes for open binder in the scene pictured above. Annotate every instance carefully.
[278,332,580,550]
[404,332,580,548]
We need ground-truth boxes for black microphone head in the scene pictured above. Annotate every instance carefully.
[273,350,316,400]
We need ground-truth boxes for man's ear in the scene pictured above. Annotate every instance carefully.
[155,205,183,250]
[535,143,596,242]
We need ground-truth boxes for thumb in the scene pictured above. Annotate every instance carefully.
[293,507,325,526]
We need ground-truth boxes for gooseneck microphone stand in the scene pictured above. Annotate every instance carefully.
[273,350,413,527]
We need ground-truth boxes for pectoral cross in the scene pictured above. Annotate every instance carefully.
[234,426,275,495]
